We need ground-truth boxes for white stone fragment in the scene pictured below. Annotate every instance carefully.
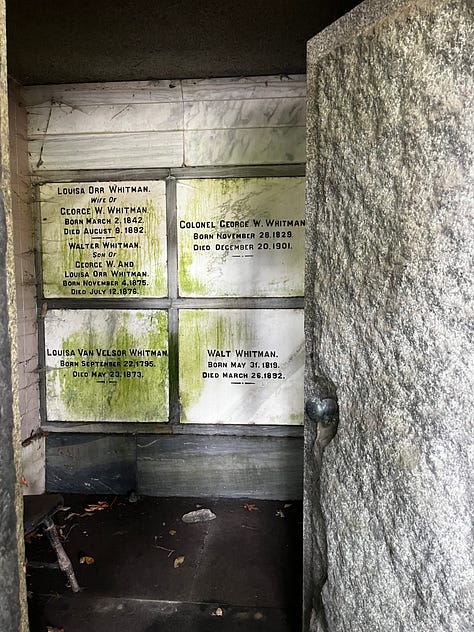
[181,508,217,523]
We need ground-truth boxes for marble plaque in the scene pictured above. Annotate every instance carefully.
[179,309,304,424]
[40,181,167,298]
[44,309,169,422]
[177,178,305,297]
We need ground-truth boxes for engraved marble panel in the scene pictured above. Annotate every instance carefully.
[185,127,305,166]
[177,177,305,297]
[44,309,169,422]
[40,180,168,298]
[179,309,304,425]
[184,97,306,130]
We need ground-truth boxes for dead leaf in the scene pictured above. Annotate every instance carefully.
[63,512,84,521]
[79,555,95,565]
[243,503,259,512]
[56,525,65,537]
[62,523,79,542]
[84,501,109,513]
[215,607,223,617]
[21,476,28,487]
[169,529,176,536]
[275,510,285,518]
[47,627,64,632]
[173,555,185,568]
[284,503,292,509]
[25,530,43,544]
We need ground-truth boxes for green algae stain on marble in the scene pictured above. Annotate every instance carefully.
[50,311,169,422]
[176,177,306,298]
[41,203,85,298]
[117,196,167,297]
[40,182,167,298]
[178,310,256,422]
[177,179,253,297]
[178,311,207,417]
[178,251,207,296]
[143,197,168,297]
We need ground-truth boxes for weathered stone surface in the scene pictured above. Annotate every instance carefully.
[305,1,474,631]
[0,0,27,628]
[0,177,22,632]
[182,508,217,523]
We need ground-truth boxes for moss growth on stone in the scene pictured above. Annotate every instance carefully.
[178,309,254,421]
[50,311,169,421]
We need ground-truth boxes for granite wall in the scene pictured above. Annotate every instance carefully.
[304,1,474,631]
[0,0,28,628]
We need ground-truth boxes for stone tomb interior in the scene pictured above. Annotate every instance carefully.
[3,3,472,632]
[6,1,362,629]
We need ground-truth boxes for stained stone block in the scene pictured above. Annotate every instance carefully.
[30,133,184,171]
[180,75,307,102]
[137,435,303,499]
[184,127,306,167]
[183,97,306,131]
[44,309,169,422]
[40,180,168,298]
[28,102,183,136]
[179,309,304,425]
[177,177,305,297]
[46,434,136,494]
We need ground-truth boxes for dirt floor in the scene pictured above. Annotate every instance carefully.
[26,495,302,632]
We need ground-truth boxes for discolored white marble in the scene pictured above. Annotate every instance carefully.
[182,75,306,101]
[177,177,305,297]
[28,102,184,136]
[183,97,306,131]
[21,80,181,107]
[184,126,306,166]
[29,131,184,171]
[179,308,304,425]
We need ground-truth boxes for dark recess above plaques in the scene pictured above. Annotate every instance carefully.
[7,0,361,85]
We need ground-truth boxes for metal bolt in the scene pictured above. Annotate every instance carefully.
[305,397,338,426]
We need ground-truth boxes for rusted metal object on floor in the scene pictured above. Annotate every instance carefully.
[24,494,80,593]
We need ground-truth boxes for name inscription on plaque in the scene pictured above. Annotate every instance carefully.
[44,309,169,422]
[177,177,305,297]
[40,176,304,427]
[40,181,167,298]
[179,309,304,425]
